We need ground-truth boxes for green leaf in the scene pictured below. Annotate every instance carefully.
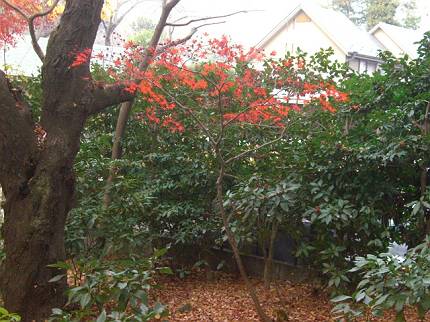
[154,302,165,314]
[421,294,430,310]
[153,248,168,258]
[96,309,107,322]
[158,267,173,274]
[47,262,72,270]
[48,274,65,283]
[356,278,369,289]
[280,201,289,212]
[395,311,406,322]
[422,277,430,284]
[395,297,405,313]
[412,203,421,216]
[135,290,148,303]
[216,260,225,270]
[374,294,389,307]
[80,293,91,308]
[331,295,351,302]
[417,304,426,319]
[51,308,63,315]
[355,290,366,302]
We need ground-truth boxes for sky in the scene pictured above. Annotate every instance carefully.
[118,0,430,47]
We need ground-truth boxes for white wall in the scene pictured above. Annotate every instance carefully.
[372,29,404,57]
[263,11,346,63]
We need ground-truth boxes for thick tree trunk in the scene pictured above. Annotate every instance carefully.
[0,1,121,320]
[0,0,178,319]
[1,167,74,321]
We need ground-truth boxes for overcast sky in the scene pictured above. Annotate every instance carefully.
[118,0,430,47]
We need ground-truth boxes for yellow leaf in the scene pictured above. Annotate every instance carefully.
[101,0,114,21]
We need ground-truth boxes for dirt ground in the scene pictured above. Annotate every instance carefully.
[152,272,430,322]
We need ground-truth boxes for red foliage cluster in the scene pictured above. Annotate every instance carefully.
[0,1,27,47]
[71,35,349,133]
[70,48,92,68]
[0,0,59,48]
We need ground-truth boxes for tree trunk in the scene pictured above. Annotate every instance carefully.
[216,166,271,322]
[104,25,114,47]
[103,100,133,207]
[1,167,73,321]
[263,221,278,289]
[0,1,129,319]
[0,0,179,319]
[422,103,429,235]
[102,1,180,207]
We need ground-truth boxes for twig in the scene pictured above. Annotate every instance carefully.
[165,10,255,27]
[149,80,217,146]
[156,21,226,55]
[225,127,286,164]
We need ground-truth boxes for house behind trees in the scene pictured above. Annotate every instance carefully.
[256,2,424,74]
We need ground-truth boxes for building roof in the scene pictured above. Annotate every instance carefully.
[256,2,385,57]
[369,22,423,58]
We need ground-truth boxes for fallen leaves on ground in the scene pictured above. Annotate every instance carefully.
[152,271,329,321]
[151,271,430,322]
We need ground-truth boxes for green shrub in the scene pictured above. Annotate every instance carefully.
[48,250,170,322]
[332,237,430,321]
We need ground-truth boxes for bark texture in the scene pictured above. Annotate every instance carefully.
[0,1,134,320]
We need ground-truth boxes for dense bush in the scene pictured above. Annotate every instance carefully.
[48,250,169,321]
[66,80,222,259]
[333,238,430,321]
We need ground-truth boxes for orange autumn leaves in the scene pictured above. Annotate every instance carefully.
[70,48,92,68]
[70,36,349,133]
[0,0,61,47]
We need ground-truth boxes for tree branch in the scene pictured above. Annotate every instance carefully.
[89,83,136,115]
[114,1,142,27]
[165,10,251,27]
[153,83,217,146]
[225,127,286,164]
[91,0,181,111]
[156,21,226,54]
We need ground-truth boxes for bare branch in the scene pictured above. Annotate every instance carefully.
[166,0,181,10]
[165,10,251,27]
[156,21,226,54]
[114,1,142,27]
[136,0,180,70]
[225,127,286,164]
[31,0,60,20]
